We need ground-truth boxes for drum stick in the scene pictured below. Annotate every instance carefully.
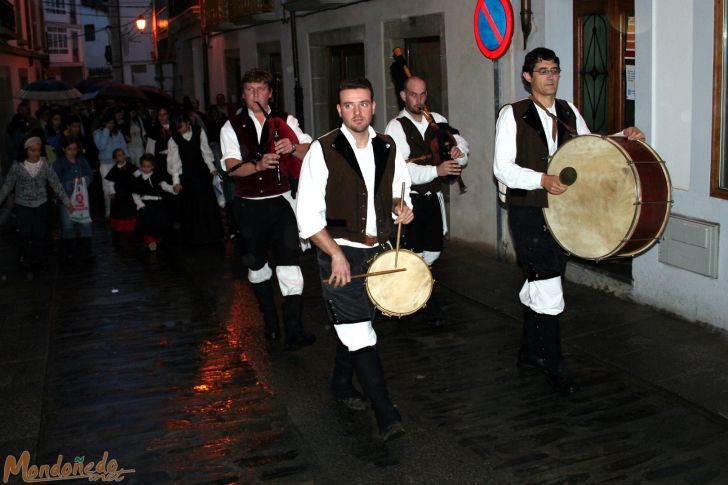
[321,267,407,284]
[394,182,405,267]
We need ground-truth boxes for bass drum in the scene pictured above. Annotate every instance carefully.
[366,249,433,317]
[543,135,672,261]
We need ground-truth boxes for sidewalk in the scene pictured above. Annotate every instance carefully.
[437,242,728,421]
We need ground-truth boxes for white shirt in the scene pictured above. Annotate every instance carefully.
[296,124,412,248]
[218,108,312,200]
[384,109,469,187]
[493,100,590,198]
[166,128,216,186]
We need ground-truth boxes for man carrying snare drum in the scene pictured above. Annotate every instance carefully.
[296,78,413,442]
[493,47,644,393]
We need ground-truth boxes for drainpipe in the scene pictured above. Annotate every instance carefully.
[289,10,304,129]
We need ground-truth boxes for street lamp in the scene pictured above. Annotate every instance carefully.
[135,15,147,32]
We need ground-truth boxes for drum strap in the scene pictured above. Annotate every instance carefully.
[529,96,577,138]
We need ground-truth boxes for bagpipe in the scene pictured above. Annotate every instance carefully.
[389,48,467,194]
[256,101,303,196]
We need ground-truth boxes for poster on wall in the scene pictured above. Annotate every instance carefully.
[473,0,514,60]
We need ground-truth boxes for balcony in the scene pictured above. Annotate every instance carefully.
[0,0,16,41]
[205,0,278,32]
[280,0,365,12]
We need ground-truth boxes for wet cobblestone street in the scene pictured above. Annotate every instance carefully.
[2,223,728,484]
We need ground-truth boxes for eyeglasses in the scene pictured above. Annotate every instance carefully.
[533,67,562,76]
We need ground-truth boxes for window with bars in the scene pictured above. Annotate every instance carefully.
[47,26,68,54]
[84,24,95,42]
[44,0,66,15]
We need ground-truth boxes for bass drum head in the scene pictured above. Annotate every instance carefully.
[366,249,433,317]
[544,135,639,260]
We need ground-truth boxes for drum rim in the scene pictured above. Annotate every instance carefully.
[365,248,434,317]
[543,134,641,260]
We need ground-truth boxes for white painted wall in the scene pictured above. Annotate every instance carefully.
[81,6,111,73]
[196,0,728,330]
[632,0,728,329]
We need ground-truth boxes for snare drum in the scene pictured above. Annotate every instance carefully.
[543,135,672,260]
[365,249,433,317]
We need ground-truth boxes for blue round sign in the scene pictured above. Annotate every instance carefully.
[473,0,514,60]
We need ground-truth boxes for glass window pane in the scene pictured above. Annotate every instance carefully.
[581,14,609,133]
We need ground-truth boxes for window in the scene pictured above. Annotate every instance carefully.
[84,24,95,42]
[711,0,728,199]
[44,0,66,15]
[46,26,68,54]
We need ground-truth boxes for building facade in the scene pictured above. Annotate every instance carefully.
[157,0,728,331]
[43,0,86,84]
[0,0,48,171]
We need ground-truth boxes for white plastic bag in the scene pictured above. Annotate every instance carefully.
[69,177,92,223]
[212,175,226,208]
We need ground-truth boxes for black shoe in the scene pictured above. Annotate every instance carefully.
[335,395,367,411]
[380,421,405,442]
[546,365,579,394]
[284,331,316,351]
[517,352,546,371]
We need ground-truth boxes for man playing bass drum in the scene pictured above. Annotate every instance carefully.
[384,76,469,327]
[219,68,316,351]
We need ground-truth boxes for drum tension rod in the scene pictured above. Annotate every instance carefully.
[621,236,661,242]
[632,199,674,206]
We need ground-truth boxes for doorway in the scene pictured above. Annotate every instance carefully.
[327,43,365,129]
[573,0,635,282]
[224,48,241,108]
[404,36,443,114]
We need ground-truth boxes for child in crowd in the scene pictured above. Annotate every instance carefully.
[0,136,72,276]
[131,154,177,251]
[104,148,138,232]
[54,136,94,259]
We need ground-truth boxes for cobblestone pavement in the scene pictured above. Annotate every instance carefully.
[1,223,728,484]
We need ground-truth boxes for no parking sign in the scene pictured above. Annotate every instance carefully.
[473,0,514,60]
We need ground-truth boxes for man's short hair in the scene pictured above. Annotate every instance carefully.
[338,77,374,101]
[522,47,560,93]
[402,76,426,92]
[241,68,273,89]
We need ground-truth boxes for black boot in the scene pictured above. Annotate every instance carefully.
[517,306,546,370]
[282,294,315,351]
[331,339,366,410]
[251,280,280,341]
[539,313,578,394]
[351,346,404,441]
[423,294,444,327]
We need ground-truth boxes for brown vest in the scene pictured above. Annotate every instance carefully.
[228,112,290,198]
[319,129,397,244]
[397,116,442,194]
[506,98,578,207]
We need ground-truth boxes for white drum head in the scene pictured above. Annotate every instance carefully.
[366,249,433,317]
[544,135,639,259]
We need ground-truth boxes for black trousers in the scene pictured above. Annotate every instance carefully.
[402,192,443,253]
[507,205,568,282]
[233,196,299,271]
[16,203,48,267]
[316,244,385,324]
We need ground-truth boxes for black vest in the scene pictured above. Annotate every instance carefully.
[319,129,397,244]
[397,117,442,194]
[506,98,578,208]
